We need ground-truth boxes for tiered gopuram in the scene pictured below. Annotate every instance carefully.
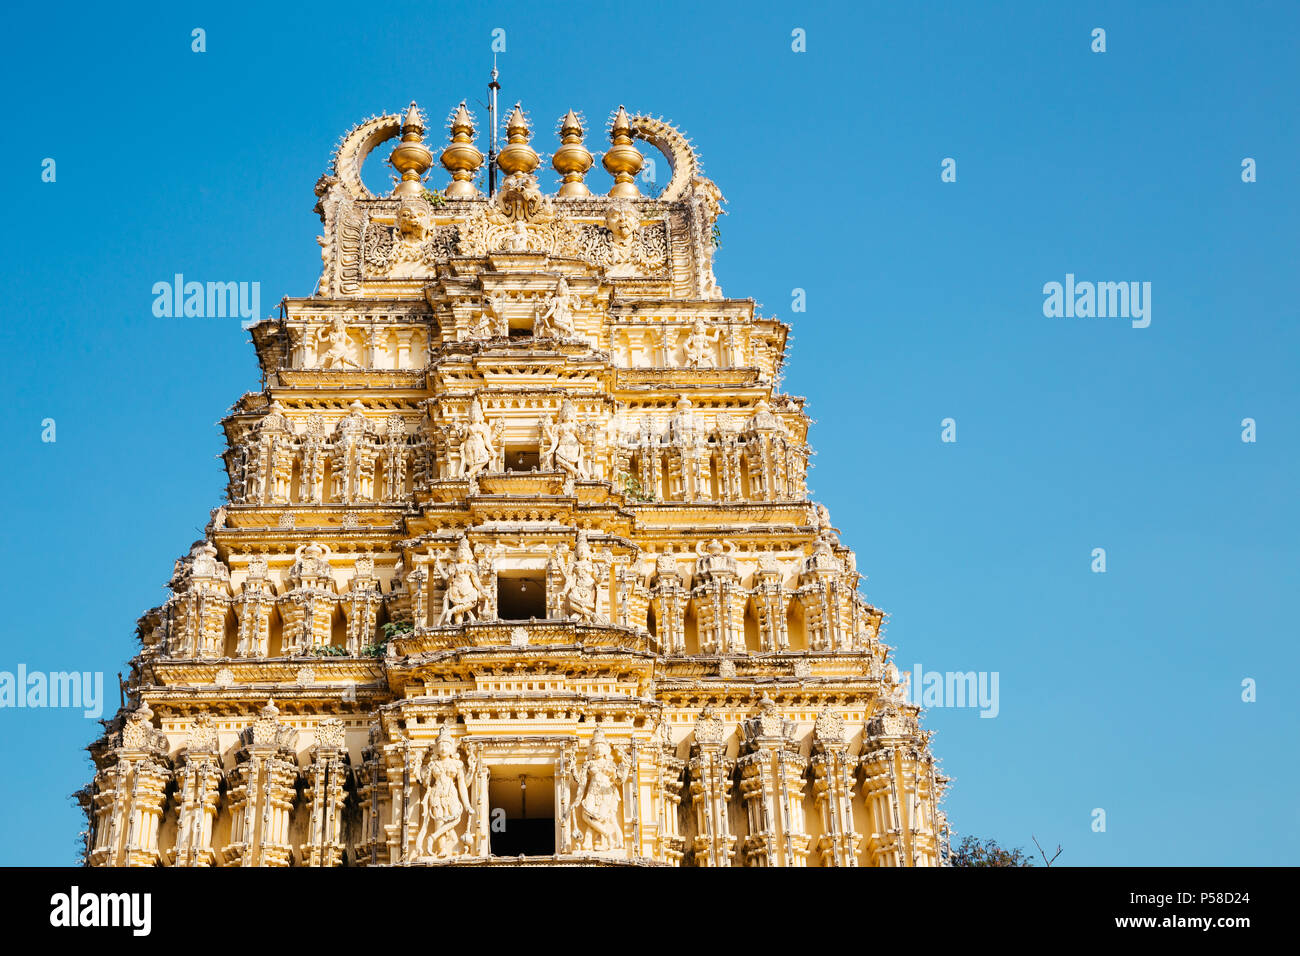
[81,98,948,866]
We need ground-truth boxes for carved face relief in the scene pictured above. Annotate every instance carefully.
[397,201,428,240]
[604,202,639,240]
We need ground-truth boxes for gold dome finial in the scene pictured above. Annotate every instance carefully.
[440,101,484,199]
[389,101,434,199]
[603,105,644,198]
[552,109,593,197]
[496,102,539,177]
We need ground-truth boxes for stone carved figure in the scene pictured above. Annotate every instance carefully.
[535,277,578,339]
[504,220,531,252]
[316,315,360,369]
[557,530,611,622]
[570,727,630,851]
[435,536,488,625]
[540,400,588,478]
[363,197,459,278]
[455,398,501,479]
[670,397,699,446]
[414,725,472,859]
[601,201,643,278]
[682,317,719,368]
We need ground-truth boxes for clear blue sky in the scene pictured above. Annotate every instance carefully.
[1,1,1295,865]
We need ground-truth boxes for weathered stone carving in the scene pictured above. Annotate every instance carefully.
[555,530,611,622]
[571,727,630,851]
[540,399,590,478]
[84,95,946,870]
[534,277,579,340]
[453,397,501,480]
[435,536,488,625]
[415,725,472,859]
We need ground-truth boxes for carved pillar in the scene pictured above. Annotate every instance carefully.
[170,715,222,867]
[343,556,382,655]
[810,709,859,867]
[301,719,349,866]
[752,563,789,651]
[649,555,686,654]
[686,707,736,866]
[355,724,390,866]
[859,702,943,867]
[650,723,686,865]
[692,542,744,655]
[222,701,299,867]
[235,556,276,657]
[796,540,845,652]
[408,564,429,629]
[615,564,649,632]
[168,542,232,659]
[736,698,810,867]
[87,705,172,867]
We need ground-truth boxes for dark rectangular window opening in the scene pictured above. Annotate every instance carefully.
[505,445,540,472]
[489,771,556,857]
[497,572,546,621]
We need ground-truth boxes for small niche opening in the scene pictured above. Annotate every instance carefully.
[498,571,547,621]
[505,445,540,473]
[489,769,556,857]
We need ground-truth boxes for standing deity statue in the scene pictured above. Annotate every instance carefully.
[570,728,630,851]
[316,314,360,369]
[557,530,611,622]
[682,316,720,368]
[456,398,501,479]
[535,277,578,339]
[435,536,489,625]
[541,400,588,478]
[414,725,472,859]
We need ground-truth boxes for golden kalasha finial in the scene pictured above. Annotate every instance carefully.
[603,105,644,198]
[389,102,434,198]
[552,109,593,197]
[440,101,484,199]
[496,102,539,176]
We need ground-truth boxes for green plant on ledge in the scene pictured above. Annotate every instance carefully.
[618,471,654,503]
[308,645,348,658]
[362,620,413,657]
[422,187,446,208]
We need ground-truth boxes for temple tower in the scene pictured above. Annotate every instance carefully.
[80,95,948,866]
